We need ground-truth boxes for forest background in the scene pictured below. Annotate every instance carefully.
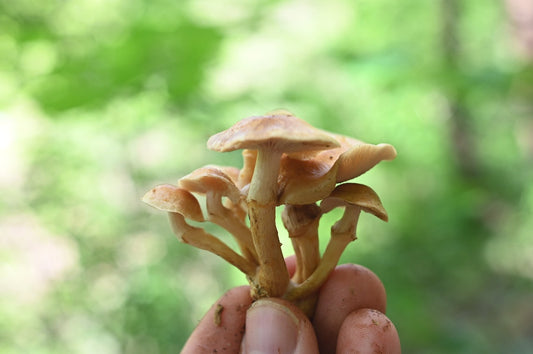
[1,0,532,353]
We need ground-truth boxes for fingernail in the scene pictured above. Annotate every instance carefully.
[244,299,299,354]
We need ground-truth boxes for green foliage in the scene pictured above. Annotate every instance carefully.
[1,0,532,353]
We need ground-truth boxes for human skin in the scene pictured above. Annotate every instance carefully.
[182,257,401,353]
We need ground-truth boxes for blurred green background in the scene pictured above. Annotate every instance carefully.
[1,0,532,352]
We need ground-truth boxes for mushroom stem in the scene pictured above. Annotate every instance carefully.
[284,207,361,301]
[291,230,320,283]
[248,150,281,203]
[247,150,290,298]
[237,149,257,190]
[168,212,257,276]
[205,192,258,264]
[282,204,321,284]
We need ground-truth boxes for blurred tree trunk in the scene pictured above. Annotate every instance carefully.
[505,0,533,165]
[440,0,480,179]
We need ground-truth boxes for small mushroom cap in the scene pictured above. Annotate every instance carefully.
[320,183,388,221]
[282,203,322,235]
[142,184,204,222]
[218,165,241,185]
[277,133,396,205]
[207,110,340,154]
[276,134,362,205]
[178,165,242,204]
[277,156,339,205]
[313,133,364,166]
[336,143,397,183]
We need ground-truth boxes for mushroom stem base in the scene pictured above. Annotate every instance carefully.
[247,200,290,298]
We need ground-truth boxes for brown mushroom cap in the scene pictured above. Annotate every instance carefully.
[278,156,339,205]
[277,134,396,205]
[336,143,397,183]
[142,184,204,222]
[219,165,241,185]
[282,203,322,236]
[178,165,242,205]
[308,132,397,184]
[314,133,364,164]
[320,183,388,221]
[207,110,340,154]
[275,133,357,205]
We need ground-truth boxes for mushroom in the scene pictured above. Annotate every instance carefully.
[178,166,258,263]
[284,183,388,301]
[142,184,256,276]
[207,110,340,298]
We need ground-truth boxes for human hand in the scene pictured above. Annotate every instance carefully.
[182,258,401,353]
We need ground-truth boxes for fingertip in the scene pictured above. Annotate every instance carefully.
[321,264,387,313]
[313,264,387,353]
[182,286,252,353]
[337,309,401,354]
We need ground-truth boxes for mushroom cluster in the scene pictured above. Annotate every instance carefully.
[143,110,396,316]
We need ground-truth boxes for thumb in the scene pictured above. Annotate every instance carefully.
[242,298,318,354]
